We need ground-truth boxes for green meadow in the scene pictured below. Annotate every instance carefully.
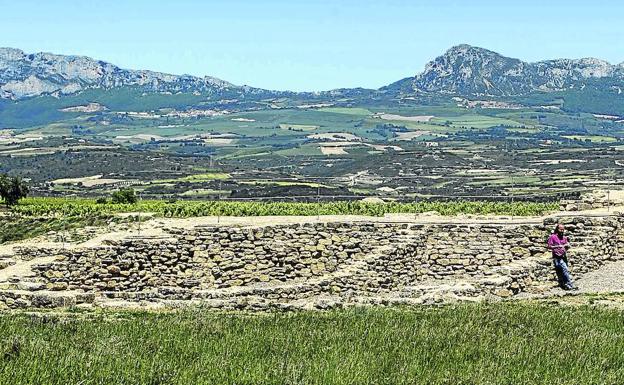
[1,303,623,384]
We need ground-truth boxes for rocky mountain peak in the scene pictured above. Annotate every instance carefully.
[412,45,527,95]
[394,45,624,96]
[443,44,503,58]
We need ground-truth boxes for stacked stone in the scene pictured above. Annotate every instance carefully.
[31,239,198,292]
[2,214,622,310]
[29,223,390,293]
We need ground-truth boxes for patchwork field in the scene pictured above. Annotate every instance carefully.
[1,101,623,202]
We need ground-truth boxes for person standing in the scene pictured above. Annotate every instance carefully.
[547,224,578,290]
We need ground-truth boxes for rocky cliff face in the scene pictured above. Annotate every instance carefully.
[0,47,243,99]
[385,44,624,96]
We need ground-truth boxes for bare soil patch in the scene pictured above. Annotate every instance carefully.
[376,113,434,122]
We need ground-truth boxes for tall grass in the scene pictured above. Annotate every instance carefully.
[1,303,623,384]
[0,214,112,244]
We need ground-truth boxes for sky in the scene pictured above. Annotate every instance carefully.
[1,0,623,91]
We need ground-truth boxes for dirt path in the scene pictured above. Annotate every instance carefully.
[516,260,624,310]
[573,260,624,293]
[517,259,624,301]
[0,255,57,283]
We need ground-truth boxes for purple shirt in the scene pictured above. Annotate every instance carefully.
[548,233,569,258]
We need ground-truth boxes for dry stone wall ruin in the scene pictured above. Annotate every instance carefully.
[1,214,623,310]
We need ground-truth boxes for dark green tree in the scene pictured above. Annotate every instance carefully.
[0,174,29,206]
[111,188,137,204]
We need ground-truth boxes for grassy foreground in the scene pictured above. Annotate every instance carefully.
[1,303,623,384]
[0,214,113,244]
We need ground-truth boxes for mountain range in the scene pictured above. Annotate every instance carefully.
[0,47,282,100]
[1,44,624,112]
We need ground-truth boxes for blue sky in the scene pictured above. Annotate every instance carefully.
[1,0,623,91]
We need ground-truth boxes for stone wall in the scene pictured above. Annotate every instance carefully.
[2,214,624,310]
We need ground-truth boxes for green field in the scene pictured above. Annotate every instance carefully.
[5,99,623,204]
[278,123,319,131]
[32,107,535,147]
[271,143,324,156]
[1,303,623,384]
[317,107,373,116]
[431,114,527,129]
[156,173,231,183]
[563,135,618,143]
[9,197,559,217]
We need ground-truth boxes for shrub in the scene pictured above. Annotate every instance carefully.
[111,188,137,204]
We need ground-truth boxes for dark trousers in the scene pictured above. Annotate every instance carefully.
[553,256,573,288]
